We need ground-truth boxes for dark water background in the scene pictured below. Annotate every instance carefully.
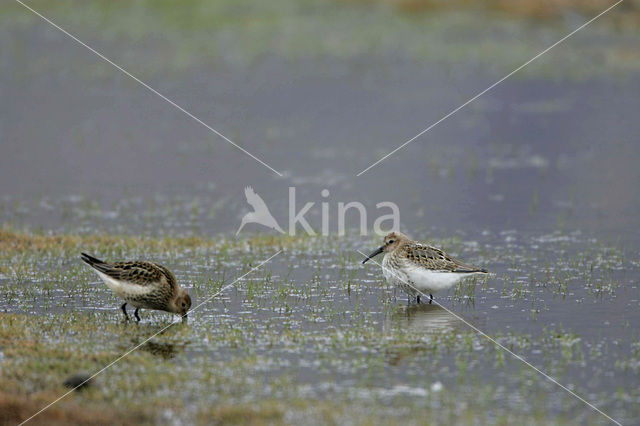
[2,1,640,423]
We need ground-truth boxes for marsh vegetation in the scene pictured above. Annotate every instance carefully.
[2,0,640,424]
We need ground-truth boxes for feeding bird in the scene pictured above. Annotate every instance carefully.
[80,253,191,321]
[362,231,487,303]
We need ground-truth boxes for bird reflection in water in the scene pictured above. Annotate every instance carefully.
[139,340,185,360]
[387,303,464,334]
[121,325,189,360]
[384,304,466,366]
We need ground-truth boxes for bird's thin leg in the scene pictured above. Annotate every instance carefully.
[417,295,421,304]
[120,303,129,321]
[429,294,433,304]
[134,308,141,322]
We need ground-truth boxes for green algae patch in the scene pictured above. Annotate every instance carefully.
[0,226,314,258]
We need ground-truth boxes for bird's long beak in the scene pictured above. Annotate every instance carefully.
[362,246,384,264]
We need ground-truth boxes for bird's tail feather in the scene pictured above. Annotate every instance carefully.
[80,252,106,267]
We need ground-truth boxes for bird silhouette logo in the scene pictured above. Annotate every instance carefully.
[236,186,285,235]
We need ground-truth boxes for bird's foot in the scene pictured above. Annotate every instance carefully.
[134,308,141,322]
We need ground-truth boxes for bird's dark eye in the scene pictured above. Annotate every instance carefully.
[388,239,395,244]
[182,303,186,307]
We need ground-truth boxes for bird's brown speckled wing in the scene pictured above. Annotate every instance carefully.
[151,262,178,290]
[96,260,168,287]
[403,243,487,273]
[81,253,177,288]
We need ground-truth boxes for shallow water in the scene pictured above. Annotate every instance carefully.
[2,1,640,424]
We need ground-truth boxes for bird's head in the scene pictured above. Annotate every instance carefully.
[172,289,192,317]
[362,231,409,264]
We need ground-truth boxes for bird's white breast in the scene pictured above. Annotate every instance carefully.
[381,254,475,293]
[403,266,466,292]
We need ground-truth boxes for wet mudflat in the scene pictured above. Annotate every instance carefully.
[1,229,638,424]
[2,0,640,424]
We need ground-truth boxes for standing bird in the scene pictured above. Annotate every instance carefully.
[80,253,191,321]
[362,232,487,303]
[236,186,285,235]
